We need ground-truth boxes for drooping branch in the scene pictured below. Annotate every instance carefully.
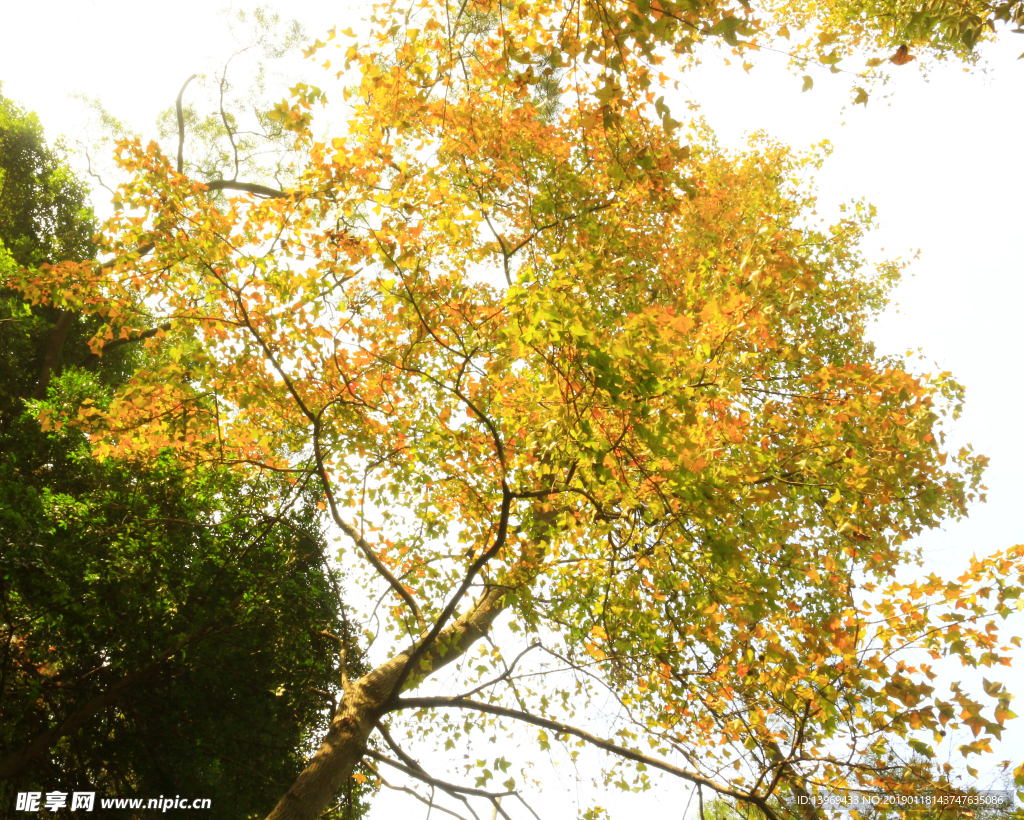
[374,720,426,774]
[332,514,426,632]
[391,696,783,820]
[372,717,539,820]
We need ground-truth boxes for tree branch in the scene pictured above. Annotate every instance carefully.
[367,750,514,820]
[366,762,478,820]
[0,675,140,781]
[391,696,783,820]
[205,179,287,199]
[99,242,155,270]
[205,255,425,629]
[387,487,513,699]
[31,310,75,400]
[176,74,198,174]
[374,721,427,775]
[265,586,508,820]
[79,323,171,366]
[333,516,426,632]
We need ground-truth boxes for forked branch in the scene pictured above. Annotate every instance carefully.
[368,751,514,820]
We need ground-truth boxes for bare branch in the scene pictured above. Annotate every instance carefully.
[367,751,513,820]
[334,516,427,632]
[176,74,198,174]
[367,761,478,820]
[375,721,427,775]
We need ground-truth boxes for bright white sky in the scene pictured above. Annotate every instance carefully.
[2,2,1022,818]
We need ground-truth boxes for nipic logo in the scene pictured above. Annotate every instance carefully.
[15,792,95,812]
[15,791,211,812]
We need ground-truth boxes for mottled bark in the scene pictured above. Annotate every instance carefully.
[265,585,506,820]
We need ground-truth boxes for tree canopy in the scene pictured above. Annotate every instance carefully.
[0,88,372,819]
[1,2,1022,820]
[0,91,96,270]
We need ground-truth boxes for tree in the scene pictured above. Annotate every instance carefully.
[0,90,373,819]
[4,4,1022,820]
[0,88,96,269]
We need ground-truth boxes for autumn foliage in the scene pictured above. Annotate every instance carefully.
[3,2,1022,818]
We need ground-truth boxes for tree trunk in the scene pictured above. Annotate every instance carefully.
[265,585,506,820]
[31,309,74,400]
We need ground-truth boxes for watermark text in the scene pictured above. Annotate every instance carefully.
[15,792,212,812]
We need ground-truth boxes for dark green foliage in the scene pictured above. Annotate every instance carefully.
[0,83,105,416]
[0,90,372,819]
[0,407,361,817]
[0,87,96,268]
